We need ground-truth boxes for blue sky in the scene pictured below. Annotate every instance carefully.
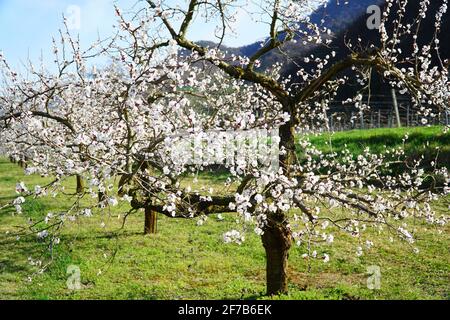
[0,0,127,70]
[0,0,324,71]
[0,0,271,70]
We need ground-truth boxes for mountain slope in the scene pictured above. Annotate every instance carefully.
[235,0,385,69]
[193,1,385,69]
[283,0,450,102]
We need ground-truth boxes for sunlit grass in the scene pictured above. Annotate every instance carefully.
[303,126,450,171]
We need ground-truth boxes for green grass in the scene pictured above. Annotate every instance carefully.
[303,126,450,171]
[0,127,449,300]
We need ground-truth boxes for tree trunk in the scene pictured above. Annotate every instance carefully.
[262,103,295,295]
[144,207,157,234]
[76,175,84,194]
[278,120,296,176]
[261,214,292,295]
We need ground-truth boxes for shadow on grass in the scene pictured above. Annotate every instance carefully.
[0,234,43,278]
[0,195,16,201]
[57,230,144,243]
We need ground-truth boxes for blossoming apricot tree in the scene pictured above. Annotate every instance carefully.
[0,0,449,295]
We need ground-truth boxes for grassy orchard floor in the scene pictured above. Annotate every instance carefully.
[0,127,449,300]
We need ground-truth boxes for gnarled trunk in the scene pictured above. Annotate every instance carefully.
[261,214,292,295]
[278,120,296,174]
[260,104,295,296]
[144,207,157,234]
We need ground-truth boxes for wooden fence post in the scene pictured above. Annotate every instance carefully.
[406,104,410,127]
[360,112,364,129]
[378,110,381,128]
[391,88,402,128]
